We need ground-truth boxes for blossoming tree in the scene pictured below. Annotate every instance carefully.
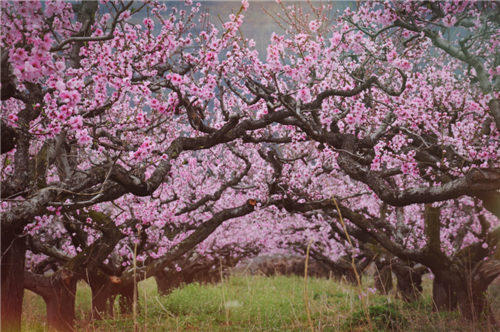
[215,0,499,319]
[0,1,273,330]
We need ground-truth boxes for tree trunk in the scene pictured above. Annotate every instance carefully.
[343,268,359,284]
[432,274,457,311]
[155,274,172,295]
[431,260,500,322]
[1,229,26,332]
[24,270,77,332]
[91,285,112,318]
[46,274,77,332]
[88,274,114,319]
[118,282,136,314]
[374,264,393,295]
[393,263,424,302]
[459,259,500,322]
[155,271,175,296]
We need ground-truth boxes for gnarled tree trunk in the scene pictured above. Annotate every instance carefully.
[461,259,500,322]
[1,229,26,332]
[24,270,77,332]
[392,262,425,302]
[432,274,457,311]
[374,263,393,295]
[46,274,77,332]
[155,270,183,296]
[431,260,500,322]
[117,282,137,314]
[341,268,358,284]
[87,272,115,319]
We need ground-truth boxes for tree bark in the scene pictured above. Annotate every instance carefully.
[87,273,115,319]
[427,257,500,323]
[374,263,393,295]
[24,270,77,332]
[117,282,137,314]
[1,229,26,332]
[46,275,77,332]
[432,274,458,311]
[155,270,183,296]
[342,268,358,284]
[431,262,499,321]
[392,262,425,302]
[460,259,500,322]
[90,285,114,318]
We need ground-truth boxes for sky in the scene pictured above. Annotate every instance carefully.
[203,1,353,51]
[156,1,356,54]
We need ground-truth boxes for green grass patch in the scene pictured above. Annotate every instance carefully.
[21,274,495,331]
[343,302,407,331]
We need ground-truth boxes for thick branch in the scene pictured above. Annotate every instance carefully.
[125,200,256,281]
[50,2,131,53]
[176,150,251,215]
[424,204,441,253]
[302,77,377,110]
[338,150,500,206]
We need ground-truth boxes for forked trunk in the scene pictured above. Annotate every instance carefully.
[460,259,500,322]
[432,260,500,322]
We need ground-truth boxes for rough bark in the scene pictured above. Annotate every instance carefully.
[155,270,184,296]
[430,259,500,322]
[87,271,143,319]
[46,276,77,332]
[1,120,17,154]
[117,282,136,314]
[1,52,17,101]
[374,263,393,295]
[462,259,500,322]
[478,191,500,219]
[392,263,425,302]
[87,272,116,319]
[1,229,26,332]
[431,271,465,314]
[488,97,500,131]
[90,285,113,319]
[24,270,77,332]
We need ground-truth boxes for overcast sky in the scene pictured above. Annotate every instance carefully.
[204,1,353,50]
[155,1,355,54]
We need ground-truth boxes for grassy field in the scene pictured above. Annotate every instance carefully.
[22,274,495,331]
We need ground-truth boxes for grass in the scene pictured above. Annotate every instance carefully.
[21,274,496,331]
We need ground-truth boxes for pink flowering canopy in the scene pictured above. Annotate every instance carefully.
[1,2,499,323]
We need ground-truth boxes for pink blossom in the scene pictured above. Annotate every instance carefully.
[76,129,92,146]
[309,20,320,32]
[241,0,249,11]
[443,15,457,27]
[297,87,311,103]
